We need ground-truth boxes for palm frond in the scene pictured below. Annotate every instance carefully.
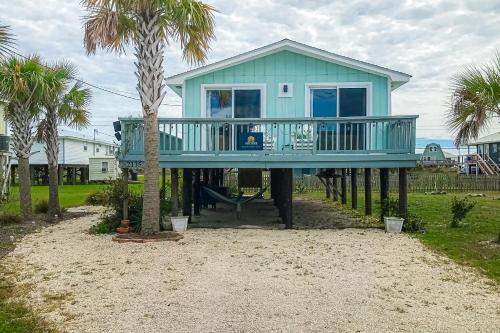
[161,0,216,65]
[59,81,92,129]
[0,25,16,58]
[447,54,500,146]
[82,1,136,54]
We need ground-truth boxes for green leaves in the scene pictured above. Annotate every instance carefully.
[0,25,15,58]
[82,0,216,64]
[447,52,500,146]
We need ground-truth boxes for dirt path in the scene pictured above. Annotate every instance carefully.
[4,210,500,332]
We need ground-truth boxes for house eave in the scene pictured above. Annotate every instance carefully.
[165,39,412,92]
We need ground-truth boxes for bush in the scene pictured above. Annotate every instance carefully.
[0,213,22,225]
[381,197,426,233]
[90,179,171,234]
[85,191,108,206]
[34,200,49,214]
[450,196,476,228]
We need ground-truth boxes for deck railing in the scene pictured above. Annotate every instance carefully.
[120,116,417,156]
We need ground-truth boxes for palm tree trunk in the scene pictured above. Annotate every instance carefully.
[10,104,34,221]
[45,108,60,219]
[17,157,32,220]
[135,11,166,235]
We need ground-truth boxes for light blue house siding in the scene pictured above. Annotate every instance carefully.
[183,50,389,118]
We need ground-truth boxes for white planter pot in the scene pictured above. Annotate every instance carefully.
[171,216,189,232]
[384,217,404,233]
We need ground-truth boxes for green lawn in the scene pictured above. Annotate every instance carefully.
[2,183,144,215]
[298,191,500,283]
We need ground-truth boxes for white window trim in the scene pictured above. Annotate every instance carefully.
[304,82,373,118]
[201,83,267,119]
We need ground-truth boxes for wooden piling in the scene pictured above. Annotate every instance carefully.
[380,168,389,219]
[399,168,408,218]
[282,168,293,229]
[341,168,347,205]
[351,168,358,209]
[194,169,201,216]
[364,168,372,215]
[182,168,192,221]
[171,168,179,216]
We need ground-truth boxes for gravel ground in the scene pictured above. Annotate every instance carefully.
[4,207,500,333]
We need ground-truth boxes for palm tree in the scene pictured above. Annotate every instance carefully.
[82,0,216,234]
[0,56,46,220]
[447,53,500,146]
[37,63,91,219]
[0,24,15,58]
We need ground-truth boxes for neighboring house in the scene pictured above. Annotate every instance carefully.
[470,132,500,165]
[89,156,120,181]
[11,129,119,184]
[419,143,449,166]
[463,132,500,176]
[118,39,418,227]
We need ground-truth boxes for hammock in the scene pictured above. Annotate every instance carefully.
[202,186,267,218]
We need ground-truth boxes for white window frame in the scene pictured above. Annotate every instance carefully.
[101,161,108,173]
[304,82,373,151]
[200,84,266,151]
[304,82,373,118]
[201,83,267,118]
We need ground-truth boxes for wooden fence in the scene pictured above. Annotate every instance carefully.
[224,171,500,193]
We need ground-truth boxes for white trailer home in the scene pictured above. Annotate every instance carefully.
[89,156,120,182]
[10,129,119,184]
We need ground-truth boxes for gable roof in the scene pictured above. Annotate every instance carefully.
[470,132,500,145]
[166,39,412,94]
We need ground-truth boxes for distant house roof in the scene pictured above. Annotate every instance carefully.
[470,132,500,145]
[166,39,412,94]
[443,151,457,159]
[58,129,117,147]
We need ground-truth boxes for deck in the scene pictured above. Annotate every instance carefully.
[118,115,419,169]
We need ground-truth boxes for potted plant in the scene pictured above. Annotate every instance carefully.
[382,198,405,233]
[171,216,189,232]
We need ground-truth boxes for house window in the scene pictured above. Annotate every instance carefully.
[83,145,87,152]
[307,84,369,151]
[204,85,264,151]
[206,87,262,118]
[96,145,100,153]
[101,161,108,173]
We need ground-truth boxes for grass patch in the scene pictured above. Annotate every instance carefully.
[0,265,58,333]
[1,183,144,215]
[297,191,500,283]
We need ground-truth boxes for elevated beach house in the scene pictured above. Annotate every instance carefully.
[118,39,418,227]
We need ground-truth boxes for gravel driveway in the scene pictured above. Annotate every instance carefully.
[5,208,500,333]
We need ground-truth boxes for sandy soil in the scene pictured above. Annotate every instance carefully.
[4,207,500,333]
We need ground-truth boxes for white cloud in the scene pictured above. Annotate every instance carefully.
[1,0,499,140]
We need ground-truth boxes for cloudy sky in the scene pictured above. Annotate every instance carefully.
[1,0,499,143]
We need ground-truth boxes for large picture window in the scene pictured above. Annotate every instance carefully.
[204,85,264,151]
[307,83,370,151]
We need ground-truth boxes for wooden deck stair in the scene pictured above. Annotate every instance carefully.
[475,153,500,176]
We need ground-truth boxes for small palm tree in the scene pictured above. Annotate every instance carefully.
[0,56,46,219]
[82,0,216,234]
[0,24,15,58]
[37,63,91,219]
[447,53,500,146]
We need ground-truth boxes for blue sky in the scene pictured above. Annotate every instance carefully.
[1,0,499,141]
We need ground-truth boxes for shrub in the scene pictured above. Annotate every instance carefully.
[0,213,22,225]
[381,197,425,233]
[34,200,49,214]
[85,191,108,206]
[450,196,476,228]
[90,179,171,234]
